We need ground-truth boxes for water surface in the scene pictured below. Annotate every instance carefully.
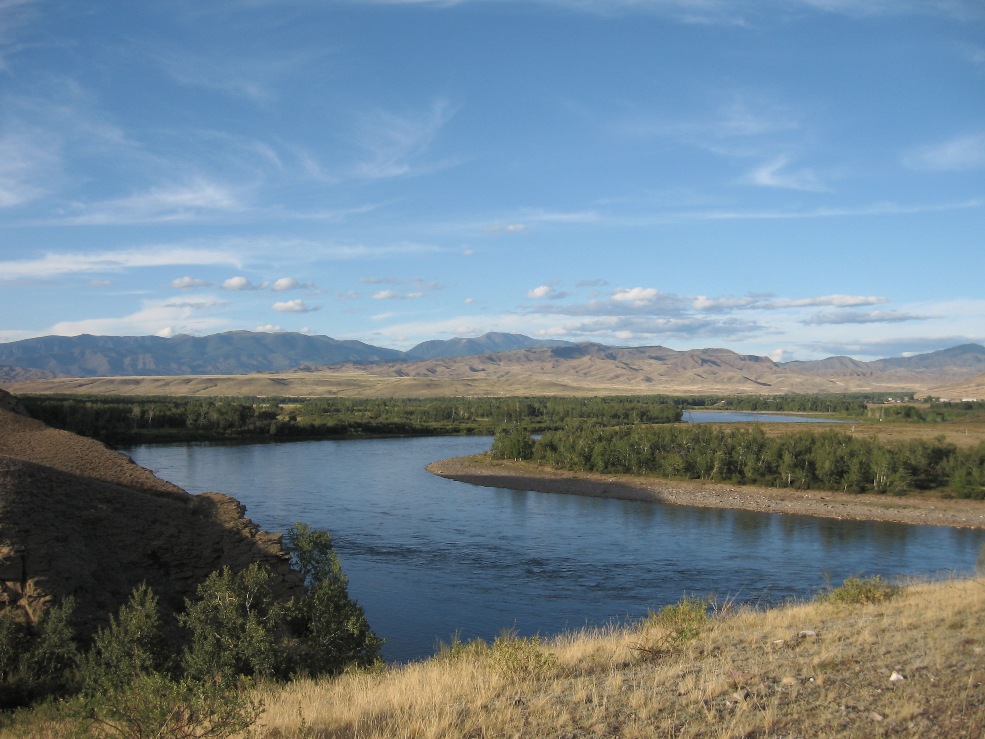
[128,436,985,663]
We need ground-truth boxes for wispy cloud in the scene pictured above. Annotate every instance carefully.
[904,132,985,172]
[0,247,243,280]
[0,127,60,207]
[349,99,459,180]
[56,179,248,225]
[803,309,928,325]
[743,156,828,192]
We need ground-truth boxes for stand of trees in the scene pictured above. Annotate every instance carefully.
[495,422,985,499]
[20,394,683,443]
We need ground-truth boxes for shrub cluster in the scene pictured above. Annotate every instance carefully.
[0,523,381,736]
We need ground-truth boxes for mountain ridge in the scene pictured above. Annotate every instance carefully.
[2,332,983,397]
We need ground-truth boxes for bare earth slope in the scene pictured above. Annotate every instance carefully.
[0,394,303,634]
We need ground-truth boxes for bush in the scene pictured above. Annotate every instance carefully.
[822,575,900,605]
[491,426,535,461]
[644,595,708,647]
[78,585,261,738]
[180,564,284,682]
[0,597,78,709]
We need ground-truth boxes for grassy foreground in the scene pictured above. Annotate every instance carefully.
[267,577,983,737]
[4,576,983,737]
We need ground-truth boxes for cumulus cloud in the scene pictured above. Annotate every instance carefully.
[222,275,258,290]
[272,299,318,313]
[255,324,282,332]
[272,277,299,291]
[528,285,555,299]
[612,287,660,305]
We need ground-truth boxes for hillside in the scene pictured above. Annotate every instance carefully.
[0,391,303,637]
[9,342,985,398]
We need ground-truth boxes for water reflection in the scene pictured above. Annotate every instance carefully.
[126,436,985,663]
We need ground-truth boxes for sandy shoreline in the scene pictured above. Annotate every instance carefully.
[427,454,985,530]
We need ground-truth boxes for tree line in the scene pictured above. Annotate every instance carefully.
[19,394,683,443]
[492,422,985,499]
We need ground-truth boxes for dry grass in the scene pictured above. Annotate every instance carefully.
[254,577,985,738]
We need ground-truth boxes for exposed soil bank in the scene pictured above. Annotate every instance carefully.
[427,455,985,529]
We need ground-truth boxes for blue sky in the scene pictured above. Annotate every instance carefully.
[1,0,982,361]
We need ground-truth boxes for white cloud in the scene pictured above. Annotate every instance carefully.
[372,290,424,300]
[743,156,828,192]
[350,98,458,180]
[272,299,318,313]
[612,287,659,304]
[0,128,60,207]
[0,247,242,280]
[528,285,554,299]
[904,132,985,172]
[172,276,210,289]
[804,309,928,325]
[255,324,282,332]
[45,298,227,337]
[222,276,257,290]
[57,179,247,225]
[272,277,299,291]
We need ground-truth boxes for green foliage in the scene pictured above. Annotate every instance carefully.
[434,630,557,677]
[80,672,262,739]
[491,426,535,460]
[528,421,983,496]
[0,598,79,709]
[644,595,709,647]
[76,585,262,738]
[180,564,284,682]
[283,523,382,676]
[822,575,900,605]
[80,584,168,695]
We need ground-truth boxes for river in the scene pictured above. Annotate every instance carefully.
[127,429,985,664]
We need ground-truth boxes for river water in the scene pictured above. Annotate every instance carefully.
[127,427,985,664]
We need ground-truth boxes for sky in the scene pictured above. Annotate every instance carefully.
[1,0,983,361]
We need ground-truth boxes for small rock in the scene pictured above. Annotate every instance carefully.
[871,712,885,722]
[890,671,906,682]
[798,630,817,638]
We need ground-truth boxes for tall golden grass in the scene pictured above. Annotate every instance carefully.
[255,576,985,738]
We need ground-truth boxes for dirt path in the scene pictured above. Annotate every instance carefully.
[427,455,985,529]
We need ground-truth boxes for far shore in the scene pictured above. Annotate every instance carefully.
[427,454,985,530]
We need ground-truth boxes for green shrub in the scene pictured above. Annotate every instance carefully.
[0,597,78,709]
[644,595,709,646]
[180,563,284,682]
[490,631,557,677]
[823,575,900,605]
[77,584,262,738]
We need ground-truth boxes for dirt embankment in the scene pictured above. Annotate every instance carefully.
[428,455,985,529]
[0,394,304,634]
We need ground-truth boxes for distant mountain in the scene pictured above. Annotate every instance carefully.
[1,331,983,397]
[785,344,985,378]
[0,331,403,380]
[404,332,574,360]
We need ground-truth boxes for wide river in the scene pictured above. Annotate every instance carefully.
[127,417,985,664]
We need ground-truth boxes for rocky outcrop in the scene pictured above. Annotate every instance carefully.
[0,395,304,636]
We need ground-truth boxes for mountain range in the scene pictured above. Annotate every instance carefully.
[2,331,984,398]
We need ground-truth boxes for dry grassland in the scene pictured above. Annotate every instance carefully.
[255,577,985,738]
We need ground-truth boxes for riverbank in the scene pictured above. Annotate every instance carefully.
[427,454,985,529]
